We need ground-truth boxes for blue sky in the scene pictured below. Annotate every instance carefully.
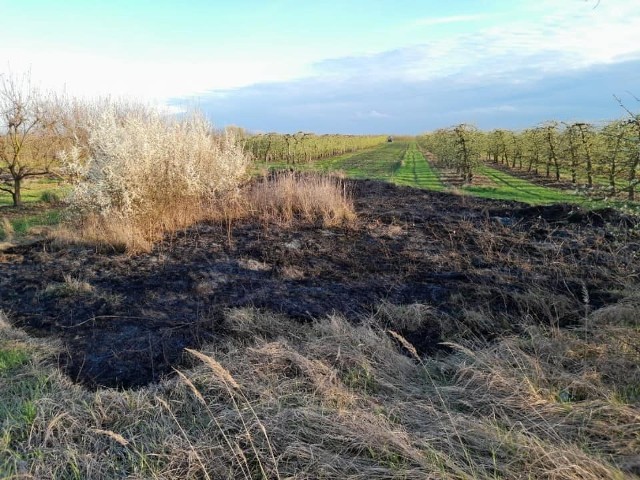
[1,0,639,133]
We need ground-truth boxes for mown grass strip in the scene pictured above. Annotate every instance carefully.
[251,146,384,175]
[328,141,408,180]
[464,165,583,205]
[392,143,445,191]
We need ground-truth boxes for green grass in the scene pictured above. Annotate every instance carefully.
[0,178,67,241]
[392,143,445,191]
[11,210,62,234]
[0,209,63,241]
[462,165,584,205]
[0,347,30,374]
[252,146,384,175]
[0,343,50,453]
[260,143,410,179]
[332,141,408,179]
[0,178,68,207]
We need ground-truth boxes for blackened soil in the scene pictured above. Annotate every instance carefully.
[1,180,639,389]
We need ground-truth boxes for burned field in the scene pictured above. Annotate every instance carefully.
[1,180,638,389]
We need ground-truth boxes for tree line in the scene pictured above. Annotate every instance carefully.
[243,132,387,164]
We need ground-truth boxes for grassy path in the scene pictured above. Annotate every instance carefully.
[464,165,582,204]
[329,141,408,179]
[392,143,445,191]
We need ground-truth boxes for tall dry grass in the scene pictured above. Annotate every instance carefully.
[247,171,355,226]
[57,104,249,252]
[1,295,638,479]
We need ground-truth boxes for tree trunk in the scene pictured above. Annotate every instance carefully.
[609,165,617,195]
[629,155,639,201]
[12,178,22,207]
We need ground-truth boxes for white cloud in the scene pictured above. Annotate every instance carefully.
[400,2,638,85]
[0,47,309,104]
[412,14,489,26]
[356,110,390,119]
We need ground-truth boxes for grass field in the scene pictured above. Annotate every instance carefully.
[0,179,67,241]
[261,142,407,178]
[0,178,67,207]
[328,141,408,179]
[392,142,445,191]
[462,165,582,204]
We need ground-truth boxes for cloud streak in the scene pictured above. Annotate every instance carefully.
[178,58,640,134]
[411,14,490,26]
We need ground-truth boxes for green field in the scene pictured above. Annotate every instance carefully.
[392,143,445,191]
[324,141,408,179]
[462,165,582,204]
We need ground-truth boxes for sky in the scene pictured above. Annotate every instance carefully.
[1,0,639,134]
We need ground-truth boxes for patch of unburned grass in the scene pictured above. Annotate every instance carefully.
[41,275,95,299]
[0,204,64,243]
[9,209,62,235]
[0,296,638,479]
[463,165,586,205]
[0,178,68,207]
[0,317,58,478]
[392,143,445,191]
[0,347,29,374]
[248,171,356,226]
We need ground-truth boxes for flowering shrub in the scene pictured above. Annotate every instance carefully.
[62,104,249,251]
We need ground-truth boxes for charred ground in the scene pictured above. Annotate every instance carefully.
[1,179,638,389]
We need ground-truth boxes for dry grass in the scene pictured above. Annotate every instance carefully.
[0,217,14,242]
[42,275,94,298]
[51,197,240,253]
[52,170,355,253]
[247,171,356,226]
[1,295,638,479]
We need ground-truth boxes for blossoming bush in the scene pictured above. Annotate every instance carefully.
[62,104,249,251]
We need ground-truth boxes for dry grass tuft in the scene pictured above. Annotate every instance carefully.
[247,171,356,226]
[42,274,95,298]
[0,217,14,241]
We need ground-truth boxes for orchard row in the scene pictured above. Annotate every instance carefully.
[418,117,640,200]
[243,132,388,164]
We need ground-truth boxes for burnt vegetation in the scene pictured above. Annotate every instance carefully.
[1,180,638,389]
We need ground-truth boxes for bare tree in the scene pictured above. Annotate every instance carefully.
[615,95,640,200]
[541,122,561,180]
[0,73,60,207]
